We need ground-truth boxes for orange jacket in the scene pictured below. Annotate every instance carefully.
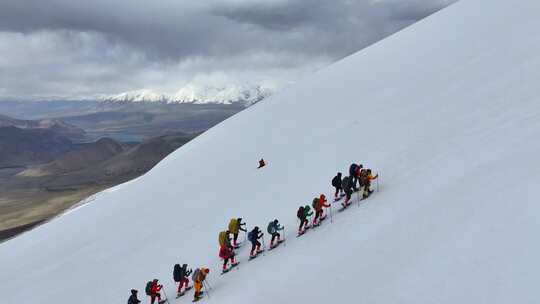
[368,173,378,181]
[194,267,209,282]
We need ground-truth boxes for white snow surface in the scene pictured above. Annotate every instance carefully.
[2,0,540,303]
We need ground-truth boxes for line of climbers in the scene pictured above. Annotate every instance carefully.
[331,164,378,207]
[127,162,378,304]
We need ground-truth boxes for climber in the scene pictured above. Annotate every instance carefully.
[267,219,284,248]
[228,217,247,247]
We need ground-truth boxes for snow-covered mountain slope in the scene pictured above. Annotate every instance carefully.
[2,0,540,303]
[104,84,272,105]
[105,89,169,103]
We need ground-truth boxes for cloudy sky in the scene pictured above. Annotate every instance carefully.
[0,0,456,100]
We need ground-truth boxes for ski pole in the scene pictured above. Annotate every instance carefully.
[330,203,333,223]
[377,173,380,192]
[357,190,361,207]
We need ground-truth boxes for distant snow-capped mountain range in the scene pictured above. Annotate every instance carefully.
[103,84,273,105]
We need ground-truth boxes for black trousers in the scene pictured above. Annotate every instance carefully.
[250,240,261,252]
[334,185,342,197]
[298,217,308,230]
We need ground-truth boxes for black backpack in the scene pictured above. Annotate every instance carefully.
[297,206,304,219]
[145,281,153,295]
[248,230,256,242]
[342,176,350,189]
[173,264,181,282]
[332,175,341,187]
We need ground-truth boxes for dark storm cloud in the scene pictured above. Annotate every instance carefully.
[0,0,231,60]
[0,0,456,99]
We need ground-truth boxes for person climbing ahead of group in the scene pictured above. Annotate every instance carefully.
[219,243,238,273]
[312,194,330,226]
[297,204,313,234]
[267,219,285,248]
[173,263,192,297]
[332,172,343,200]
[349,163,363,191]
[248,226,264,258]
[360,168,378,199]
[145,279,165,304]
[258,158,266,169]
[192,267,210,302]
[127,289,141,304]
[228,217,247,247]
[341,175,353,207]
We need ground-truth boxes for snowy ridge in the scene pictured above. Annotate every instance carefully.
[104,89,169,103]
[1,0,540,303]
[104,84,273,105]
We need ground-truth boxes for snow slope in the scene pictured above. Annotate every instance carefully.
[2,0,540,303]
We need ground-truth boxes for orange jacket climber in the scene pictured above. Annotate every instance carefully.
[192,267,209,301]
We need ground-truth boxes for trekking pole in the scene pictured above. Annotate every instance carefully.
[330,204,333,223]
[357,190,361,207]
[377,173,380,192]
[203,281,211,299]
[161,286,170,304]
[283,226,286,247]
[262,234,267,256]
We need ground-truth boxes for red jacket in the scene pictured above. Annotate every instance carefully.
[316,194,330,211]
[219,246,234,259]
[151,282,162,295]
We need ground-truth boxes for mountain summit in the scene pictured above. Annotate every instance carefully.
[1,0,539,303]
[104,84,273,105]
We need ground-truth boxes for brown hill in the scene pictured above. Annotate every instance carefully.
[0,126,74,168]
[19,138,125,177]
[0,114,85,140]
[40,132,195,188]
[1,131,196,240]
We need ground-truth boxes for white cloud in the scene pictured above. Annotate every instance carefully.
[0,0,456,100]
